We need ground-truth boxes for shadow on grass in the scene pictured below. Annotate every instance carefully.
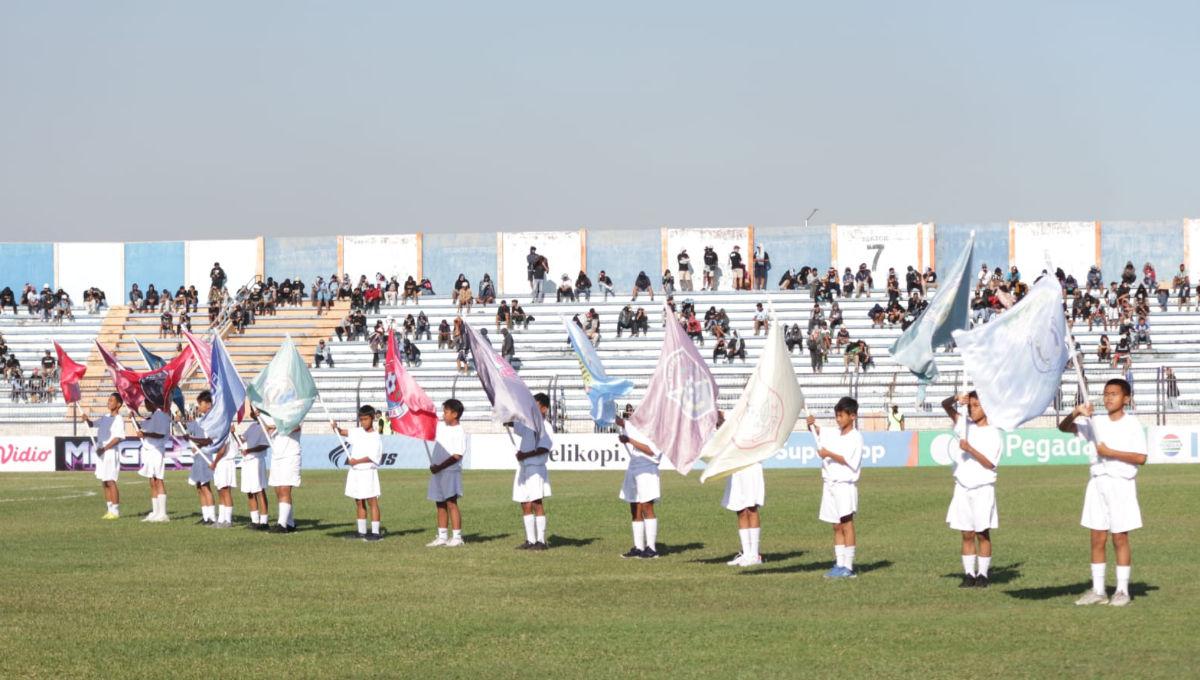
[325,526,423,539]
[689,550,806,566]
[656,542,704,556]
[1004,581,1159,601]
[462,532,511,544]
[548,535,598,549]
[940,562,1024,585]
[741,559,894,576]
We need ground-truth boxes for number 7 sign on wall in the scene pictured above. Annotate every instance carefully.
[832,224,928,280]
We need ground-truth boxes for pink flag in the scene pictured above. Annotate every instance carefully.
[182,330,213,382]
[629,304,720,475]
[385,327,438,440]
[95,340,143,411]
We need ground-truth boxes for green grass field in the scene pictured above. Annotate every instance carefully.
[1,466,1196,679]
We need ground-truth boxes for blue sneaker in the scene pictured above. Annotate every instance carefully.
[843,568,857,579]
[824,566,846,579]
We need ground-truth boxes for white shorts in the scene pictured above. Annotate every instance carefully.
[188,459,213,486]
[94,450,119,483]
[138,449,165,480]
[428,468,463,502]
[619,467,661,504]
[722,464,765,511]
[269,455,302,488]
[819,481,858,523]
[213,457,237,490]
[1081,476,1142,534]
[946,483,998,532]
[240,456,266,494]
[344,468,381,500]
[513,465,551,503]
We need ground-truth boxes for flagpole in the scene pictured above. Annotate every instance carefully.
[316,392,353,459]
[422,440,434,465]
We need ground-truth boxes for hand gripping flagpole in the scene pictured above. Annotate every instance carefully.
[317,391,354,463]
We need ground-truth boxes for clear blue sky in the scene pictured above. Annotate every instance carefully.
[1,1,1196,241]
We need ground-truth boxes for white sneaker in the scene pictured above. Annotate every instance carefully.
[1109,591,1131,607]
[445,536,464,548]
[737,554,763,567]
[425,536,448,547]
[1074,590,1109,606]
[150,513,170,523]
[726,554,744,566]
[141,513,155,522]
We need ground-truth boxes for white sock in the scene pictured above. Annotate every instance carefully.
[748,527,760,558]
[157,495,167,516]
[977,556,991,578]
[111,504,119,517]
[644,518,658,551]
[1116,565,1131,595]
[357,518,367,534]
[371,520,380,534]
[452,529,462,539]
[835,544,846,568]
[962,554,977,576]
[202,505,215,521]
[221,506,232,523]
[1091,562,1107,594]
[535,515,547,543]
[844,546,856,571]
[150,496,160,516]
[437,527,448,540]
[739,528,751,557]
[522,514,536,543]
[279,502,293,528]
[106,502,114,513]
[258,512,269,525]
[632,521,646,551]
[250,510,260,524]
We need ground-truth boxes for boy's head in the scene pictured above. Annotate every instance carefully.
[1102,379,1132,415]
[107,392,123,412]
[442,398,464,425]
[965,390,988,425]
[834,397,859,431]
[196,390,213,415]
[358,405,377,430]
[534,392,550,415]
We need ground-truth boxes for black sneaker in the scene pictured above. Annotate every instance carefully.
[530,542,549,551]
[640,549,659,559]
[269,524,294,534]
[516,541,534,550]
[355,532,368,541]
[621,547,644,559]
[363,533,382,542]
[973,574,990,589]
[959,574,977,588]
[255,523,271,531]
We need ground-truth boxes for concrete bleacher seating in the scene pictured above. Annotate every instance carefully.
[0,309,106,421]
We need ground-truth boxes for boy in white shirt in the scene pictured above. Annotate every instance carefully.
[83,392,126,520]
[807,397,864,579]
[427,399,468,548]
[941,391,1003,588]
[240,410,271,530]
[184,391,218,525]
[267,422,303,534]
[333,405,384,542]
[135,403,172,522]
[1058,378,1148,607]
[616,412,662,559]
[513,393,553,550]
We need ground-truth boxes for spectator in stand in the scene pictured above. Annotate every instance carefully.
[905,266,922,295]
[495,300,512,332]
[314,340,334,368]
[1096,334,1110,364]
[159,308,173,338]
[1112,333,1131,369]
[385,276,400,306]
[662,269,676,295]
[438,319,452,349]
[616,305,634,338]
[632,271,654,301]
[457,280,474,315]
[420,277,435,298]
[677,249,694,291]
[477,274,496,306]
[129,283,144,311]
[597,271,615,301]
[1174,264,1190,310]
[685,312,704,345]
[315,276,331,314]
[752,302,769,336]
[753,245,770,290]
[1134,317,1151,349]
[729,246,746,291]
[177,310,191,336]
[0,287,16,314]
[778,269,797,290]
[711,308,730,339]
[369,327,385,367]
[401,276,419,305]
[556,275,576,303]
[1142,262,1157,290]
[1166,366,1179,409]
[526,247,539,292]
[869,302,885,328]
[844,339,872,373]
[725,330,746,363]
[40,350,56,379]
[702,246,719,291]
[415,311,430,341]
[584,309,601,347]
[923,267,937,288]
[835,326,851,352]
[829,301,844,330]
[530,250,549,303]
[404,338,421,365]
[1121,261,1137,286]
[455,332,470,375]
[712,338,728,363]
[574,271,592,302]
[785,323,804,353]
[632,307,649,337]
[210,262,227,291]
[511,302,533,330]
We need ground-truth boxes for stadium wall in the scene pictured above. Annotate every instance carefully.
[0,242,54,294]
[264,236,338,284]
[935,223,1008,274]
[755,225,832,275]
[124,241,185,294]
[422,232,496,297]
[184,238,260,292]
[1100,220,1182,280]
[56,243,124,304]
[586,228,662,291]
[342,234,422,282]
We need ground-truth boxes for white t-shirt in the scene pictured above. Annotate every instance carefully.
[514,420,553,467]
[346,427,383,470]
[1076,412,1146,480]
[272,429,302,460]
[432,422,468,468]
[819,427,863,483]
[622,422,662,474]
[95,414,126,449]
[140,410,172,453]
[241,422,270,461]
[952,422,1002,488]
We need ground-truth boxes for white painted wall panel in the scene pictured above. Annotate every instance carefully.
[500,230,583,295]
[343,234,421,281]
[185,239,259,292]
[834,224,923,282]
[56,242,124,302]
[1012,222,1096,281]
[664,227,751,291]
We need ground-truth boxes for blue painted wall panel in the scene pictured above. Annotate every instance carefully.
[1100,220,1182,284]
[264,237,338,284]
[754,225,832,277]
[423,232,496,297]
[124,241,184,293]
[936,223,1008,276]
[0,243,54,294]
[586,228,662,291]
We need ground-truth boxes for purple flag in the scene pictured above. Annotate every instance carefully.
[462,322,543,434]
[629,304,719,474]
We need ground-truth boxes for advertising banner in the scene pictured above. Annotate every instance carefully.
[918,428,1093,467]
[0,437,57,472]
[833,224,924,281]
[1146,426,1200,464]
[56,437,194,472]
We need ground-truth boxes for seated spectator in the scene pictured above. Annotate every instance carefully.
[785,323,803,353]
[415,311,431,341]
[584,309,601,347]
[575,271,592,302]
[778,269,797,290]
[829,301,843,329]
[712,338,728,363]
[1142,262,1157,290]
[1134,317,1151,349]
[129,283,144,311]
[369,327,386,367]
[725,331,746,363]
[477,274,496,305]
[314,340,334,368]
[886,300,905,327]
[457,282,474,315]
[1096,334,1111,363]
[437,319,452,349]
[160,309,173,338]
[711,308,730,339]
[662,269,676,295]
[844,339,872,373]
[500,328,516,363]
[1112,334,1132,369]
[0,286,16,314]
[869,303,886,328]
[685,312,704,345]
[403,276,420,304]
[835,326,851,352]
[597,271,614,301]
[146,285,160,310]
[924,267,937,288]
[631,271,654,301]
[177,310,191,336]
[403,338,422,366]
[420,278,435,297]
[385,276,400,306]
[402,314,416,339]
[495,300,512,332]
[752,302,769,335]
[632,307,649,337]
[616,305,634,338]
[556,275,576,303]
[511,302,533,329]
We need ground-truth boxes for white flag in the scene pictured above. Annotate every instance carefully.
[951,275,1069,431]
[698,315,804,482]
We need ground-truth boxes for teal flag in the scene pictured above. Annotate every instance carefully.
[889,232,975,382]
[246,336,318,432]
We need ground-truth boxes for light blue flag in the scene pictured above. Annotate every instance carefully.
[133,338,187,415]
[197,335,247,455]
[562,317,634,426]
[889,231,975,382]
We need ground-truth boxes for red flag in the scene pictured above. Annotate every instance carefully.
[385,327,437,440]
[130,346,194,412]
[96,341,144,411]
[53,341,87,404]
[182,330,212,382]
